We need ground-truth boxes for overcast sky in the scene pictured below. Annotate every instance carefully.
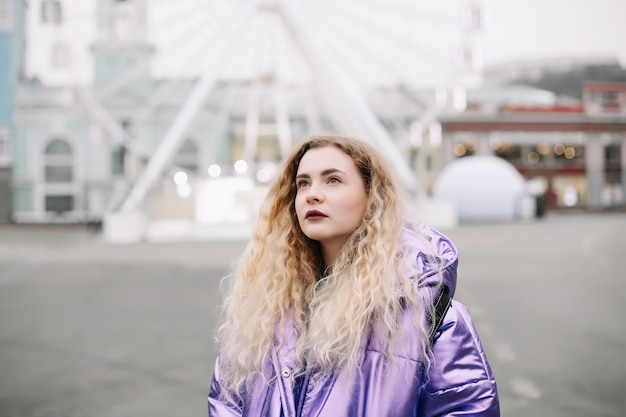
[478,0,626,66]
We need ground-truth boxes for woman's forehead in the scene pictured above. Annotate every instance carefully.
[296,146,356,173]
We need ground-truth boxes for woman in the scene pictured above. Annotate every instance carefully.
[209,135,500,416]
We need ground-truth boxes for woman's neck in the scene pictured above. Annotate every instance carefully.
[320,239,345,269]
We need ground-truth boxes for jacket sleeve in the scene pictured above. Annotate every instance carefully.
[419,300,500,417]
[208,356,243,417]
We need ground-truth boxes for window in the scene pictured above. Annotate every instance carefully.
[45,195,74,213]
[45,166,72,182]
[111,146,126,176]
[174,139,199,174]
[425,155,433,172]
[44,139,73,183]
[601,92,618,104]
[46,140,71,154]
[605,143,620,166]
[41,0,63,24]
[43,139,75,215]
[120,119,133,132]
[0,128,10,163]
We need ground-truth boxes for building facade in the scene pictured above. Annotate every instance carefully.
[0,0,26,222]
[439,82,626,210]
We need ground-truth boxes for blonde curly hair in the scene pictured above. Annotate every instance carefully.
[215,135,431,395]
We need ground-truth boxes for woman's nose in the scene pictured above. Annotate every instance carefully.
[307,194,320,203]
[306,185,323,203]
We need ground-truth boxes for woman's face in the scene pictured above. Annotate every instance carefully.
[295,146,368,259]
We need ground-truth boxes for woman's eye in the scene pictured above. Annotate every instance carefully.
[328,177,340,184]
[297,180,309,188]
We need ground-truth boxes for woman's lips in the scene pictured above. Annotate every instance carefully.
[306,210,327,220]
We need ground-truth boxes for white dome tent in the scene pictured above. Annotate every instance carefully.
[432,155,531,222]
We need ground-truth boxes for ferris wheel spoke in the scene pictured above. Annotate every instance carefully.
[97,62,152,101]
[252,10,277,77]
[97,0,239,102]
[266,11,286,79]
[136,23,233,119]
[238,11,297,161]
[148,0,209,10]
[306,10,394,86]
[278,0,423,195]
[154,7,240,76]
[121,0,261,212]
[154,0,252,79]
[218,10,268,80]
[151,0,246,52]
[267,13,296,158]
[149,0,230,35]
[271,13,312,85]
[317,0,450,65]
[262,10,282,76]
[304,4,422,88]
[243,81,261,163]
[353,0,457,27]
[316,0,453,27]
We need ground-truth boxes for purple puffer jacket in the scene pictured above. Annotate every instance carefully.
[209,224,500,416]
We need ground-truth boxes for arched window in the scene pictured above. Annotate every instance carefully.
[44,139,73,183]
[174,139,199,174]
[43,138,74,214]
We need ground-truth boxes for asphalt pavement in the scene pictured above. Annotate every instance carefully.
[0,212,625,417]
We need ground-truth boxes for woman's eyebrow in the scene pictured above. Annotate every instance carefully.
[296,168,345,179]
[321,168,345,176]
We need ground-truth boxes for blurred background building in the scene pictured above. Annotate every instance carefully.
[1,0,625,240]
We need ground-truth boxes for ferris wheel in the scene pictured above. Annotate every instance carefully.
[71,0,485,214]
[146,0,463,86]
